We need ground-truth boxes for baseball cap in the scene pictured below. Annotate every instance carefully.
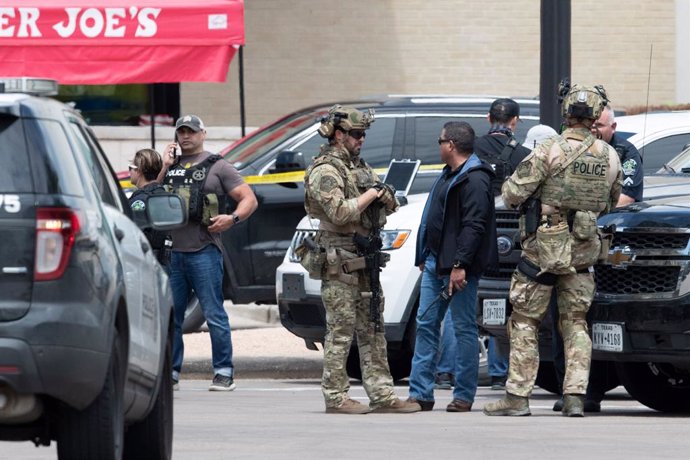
[523,124,558,149]
[175,114,205,132]
[489,98,520,122]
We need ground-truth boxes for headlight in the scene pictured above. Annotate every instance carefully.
[381,230,411,250]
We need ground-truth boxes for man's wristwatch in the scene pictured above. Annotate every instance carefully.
[231,213,240,225]
[452,262,464,270]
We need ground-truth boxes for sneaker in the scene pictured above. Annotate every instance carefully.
[370,398,421,414]
[562,394,584,417]
[325,399,371,415]
[209,374,236,391]
[490,375,507,391]
[172,379,179,391]
[434,372,454,390]
[483,392,531,416]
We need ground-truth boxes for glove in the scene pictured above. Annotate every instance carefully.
[373,183,397,209]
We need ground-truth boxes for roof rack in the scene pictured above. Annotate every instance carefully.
[0,77,59,96]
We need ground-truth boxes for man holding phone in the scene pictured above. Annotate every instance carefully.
[161,115,258,391]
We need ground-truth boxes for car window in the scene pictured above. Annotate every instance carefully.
[639,134,690,174]
[0,115,32,193]
[67,121,118,207]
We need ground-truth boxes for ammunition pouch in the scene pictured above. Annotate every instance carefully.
[320,247,358,285]
[570,211,601,269]
[536,221,575,275]
[598,231,614,263]
[296,240,326,280]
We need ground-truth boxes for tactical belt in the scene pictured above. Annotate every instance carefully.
[319,220,368,236]
[518,258,590,286]
[541,210,575,229]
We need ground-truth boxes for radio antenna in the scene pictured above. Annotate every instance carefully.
[641,44,653,160]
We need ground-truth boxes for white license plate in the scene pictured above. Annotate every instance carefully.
[483,299,506,326]
[592,322,624,352]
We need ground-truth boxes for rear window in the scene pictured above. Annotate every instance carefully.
[0,115,31,193]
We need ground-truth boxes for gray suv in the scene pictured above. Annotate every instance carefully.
[0,78,184,458]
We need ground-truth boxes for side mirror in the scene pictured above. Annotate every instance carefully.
[144,194,188,231]
[271,150,306,174]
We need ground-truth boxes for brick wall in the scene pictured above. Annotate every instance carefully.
[181,0,679,127]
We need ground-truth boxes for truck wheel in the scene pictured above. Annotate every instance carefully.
[182,295,206,334]
[535,361,560,394]
[123,334,174,459]
[57,331,125,460]
[615,362,690,413]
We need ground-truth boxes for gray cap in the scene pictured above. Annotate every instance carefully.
[523,124,558,149]
[175,114,205,132]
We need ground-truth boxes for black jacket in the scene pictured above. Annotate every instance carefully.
[415,154,498,276]
[474,133,531,196]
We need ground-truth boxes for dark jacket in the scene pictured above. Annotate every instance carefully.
[610,132,643,202]
[474,133,531,196]
[414,153,498,276]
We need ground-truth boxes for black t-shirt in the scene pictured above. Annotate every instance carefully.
[474,134,531,196]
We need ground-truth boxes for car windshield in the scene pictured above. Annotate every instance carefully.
[221,110,326,169]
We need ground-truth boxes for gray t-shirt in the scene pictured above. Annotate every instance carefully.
[169,151,245,252]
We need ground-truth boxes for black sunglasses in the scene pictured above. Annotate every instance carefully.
[349,130,366,140]
[438,137,452,145]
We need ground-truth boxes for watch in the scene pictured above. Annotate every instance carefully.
[452,262,464,270]
[231,213,240,225]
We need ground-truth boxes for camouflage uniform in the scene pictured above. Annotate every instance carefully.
[304,141,401,410]
[499,126,622,399]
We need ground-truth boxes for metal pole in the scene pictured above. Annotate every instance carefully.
[540,0,571,131]
[239,45,246,138]
[149,83,156,149]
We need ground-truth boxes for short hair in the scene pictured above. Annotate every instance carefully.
[133,148,163,181]
[443,121,475,153]
[489,98,520,124]
[601,104,616,123]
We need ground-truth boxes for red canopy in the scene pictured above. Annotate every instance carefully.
[0,1,244,84]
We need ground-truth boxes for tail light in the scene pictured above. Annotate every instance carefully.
[34,208,81,281]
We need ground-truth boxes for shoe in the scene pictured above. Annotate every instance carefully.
[483,393,531,416]
[434,372,454,390]
[562,394,584,417]
[584,399,601,413]
[446,399,472,412]
[406,397,434,411]
[370,398,421,414]
[325,399,371,414]
[553,397,563,411]
[173,379,179,391]
[490,375,507,391]
[209,374,236,391]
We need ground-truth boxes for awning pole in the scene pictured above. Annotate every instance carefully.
[149,83,156,149]
[239,45,246,137]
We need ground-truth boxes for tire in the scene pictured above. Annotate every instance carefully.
[123,335,174,460]
[182,294,206,334]
[57,331,125,460]
[615,361,690,413]
[535,361,560,394]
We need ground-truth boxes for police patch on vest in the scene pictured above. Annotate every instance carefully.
[621,158,637,176]
[131,199,146,211]
[192,169,206,181]
[572,161,607,176]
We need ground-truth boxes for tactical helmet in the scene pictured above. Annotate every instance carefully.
[317,104,375,138]
[560,82,609,121]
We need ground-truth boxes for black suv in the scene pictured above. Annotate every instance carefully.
[0,78,183,458]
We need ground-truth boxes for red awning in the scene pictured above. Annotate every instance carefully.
[0,1,244,84]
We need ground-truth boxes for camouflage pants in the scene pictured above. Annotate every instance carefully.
[506,268,595,397]
[321,276,396,409]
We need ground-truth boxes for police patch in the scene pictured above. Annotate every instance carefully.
[131,200,146,211]
[621,158,638,176]
[319,175,338,193]
[192,169,206,181]
[516,161,532,178]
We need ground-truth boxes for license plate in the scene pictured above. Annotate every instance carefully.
[483,299,506,326]
[592,322,624,352]
[282,273,306,301]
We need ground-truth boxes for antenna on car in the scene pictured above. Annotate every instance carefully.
[641,44,653,160]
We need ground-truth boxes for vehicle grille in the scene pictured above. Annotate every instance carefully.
[496,210,520,229]
[613,233,689,250]
[288,230,316,263]
[482,263,517,280]
[594,265,680,294]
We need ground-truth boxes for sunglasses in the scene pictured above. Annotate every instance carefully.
[348,130,366,140]
[128,164,138,172]
[438,138,452,145]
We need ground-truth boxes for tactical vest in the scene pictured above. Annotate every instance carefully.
[540,134,610,213]
[129,184,173,266]
[304,147,385,231]
[164,155,225,225]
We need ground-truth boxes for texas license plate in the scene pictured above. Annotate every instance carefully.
[592,322,624,352]
[483,299,506,326]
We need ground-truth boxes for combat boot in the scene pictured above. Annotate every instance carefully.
[483,392,531,416]
[562,394,585,417]
[370,398,421,414]
[325,398,371,414]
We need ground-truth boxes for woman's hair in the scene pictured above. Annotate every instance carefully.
[133,148,163,181]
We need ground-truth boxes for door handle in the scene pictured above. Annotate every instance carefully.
[114,225,125,242]
[141,240,151,253]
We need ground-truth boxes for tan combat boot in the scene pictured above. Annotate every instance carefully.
[370,398,422,414]
[483,392,531,416]
[562,394,585,417]
[325,398,371,414]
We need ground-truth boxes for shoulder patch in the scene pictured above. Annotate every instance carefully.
[131,199,146,211]
[621,158,638,176]
[516,161,532,178]
[319,175,339,193]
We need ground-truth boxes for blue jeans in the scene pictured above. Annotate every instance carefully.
[409,254,479,404]
[488,336,508,377]
[170,245,233,379]
[435,309,457,374]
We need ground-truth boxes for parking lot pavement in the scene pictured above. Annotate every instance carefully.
[181,302,324,379]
